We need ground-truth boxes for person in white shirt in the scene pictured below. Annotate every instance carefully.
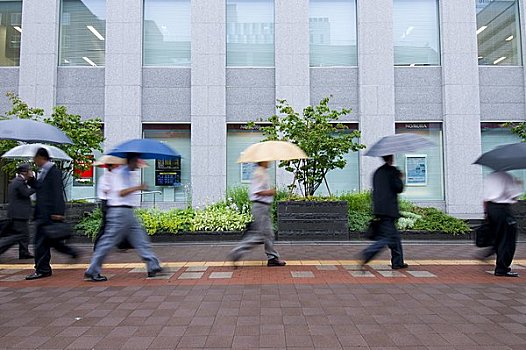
[84,153,162,281]
[229,161,286,267]
[482,171,523,277]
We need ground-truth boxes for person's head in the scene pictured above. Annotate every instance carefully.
[382,155,394,165]
[126,153,141,170]
[257,161,270,169]
[16,163,31,178]
[33,148,50,167]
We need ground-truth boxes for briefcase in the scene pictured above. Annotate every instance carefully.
[366,218,381,241]
[475,222,494,248]
[43,222,73,240]
[0,218,13,236]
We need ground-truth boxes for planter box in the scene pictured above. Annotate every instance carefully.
[70,231,245,244]
[513,200,526,236]
[350,230,473,241]
[277,201,348,240]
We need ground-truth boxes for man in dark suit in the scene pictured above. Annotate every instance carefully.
[361,154,408,269]
[25,148,78,280]
[0,164,35,259]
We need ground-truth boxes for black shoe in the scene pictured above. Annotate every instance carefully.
[147,267,163,278]
[25,272,52,280]
[84,273,108,282]
[495,271,519,277]
[267,258,286,267]
[392,263,409,270]
[19,254,34,260]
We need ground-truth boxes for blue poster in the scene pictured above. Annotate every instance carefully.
[405,155,427,186]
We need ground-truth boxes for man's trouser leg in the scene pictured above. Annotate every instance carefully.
[489,203,517,274]
[34,225,52,274]
[253,203,279,260]
[11,220,31,257]
[384,218,404,267]
[123,209,161,273]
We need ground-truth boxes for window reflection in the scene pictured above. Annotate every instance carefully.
[477,0,522,66]
[0,0,22,66]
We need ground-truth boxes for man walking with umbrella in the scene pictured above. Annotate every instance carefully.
[84,153,162,281]
[360,155,408,269]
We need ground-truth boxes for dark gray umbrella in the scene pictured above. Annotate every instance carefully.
[474,142,526,171]
[0,119,73,144]
[365,133,435,157]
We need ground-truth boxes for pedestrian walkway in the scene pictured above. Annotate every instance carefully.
[0,242,525,349]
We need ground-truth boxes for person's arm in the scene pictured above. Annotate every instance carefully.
[391,169,404,194]
[50,168,66,221]
[119,184,147,197]
[255,189,276,197]
[16,179,36,198]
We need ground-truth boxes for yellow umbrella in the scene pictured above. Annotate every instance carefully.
[237,141,308,163]
[93,155,127,166]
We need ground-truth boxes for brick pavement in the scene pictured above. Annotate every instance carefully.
[0,242,525,349]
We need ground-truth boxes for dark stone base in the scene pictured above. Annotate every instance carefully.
[350,230,473,241]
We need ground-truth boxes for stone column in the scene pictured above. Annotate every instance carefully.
[191,0,227,206]
[519,0,526,109]
[18,0,60,115]
[440,0,483,217]
[274,0,310,190]
[104,0,143,150]
[357,0,395,189]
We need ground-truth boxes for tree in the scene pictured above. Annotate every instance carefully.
[508,122,526,142]
[255,96,365,197]
[0,93,104,187]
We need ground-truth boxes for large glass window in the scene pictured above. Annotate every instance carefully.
[393,0,440,66]
[144,0,191,66]
[309,0,357,67]
[226,0,274,66]
[143,126,191,204]
[481,124,526,183]
[0,0,22,66]
[395,123,444,201]
[477,0,522,66]
[59,0,106,66]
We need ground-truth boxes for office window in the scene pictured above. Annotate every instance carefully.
[395,123,444,201]
[309,0,357,67]
[144,0,191,66]
[227,0,274,66]
[143,126,191,204]
[0,0,22,66]
[59,0,106,66]
[477,0,522,66]
[481,124,526,182]
[393,0,440,66]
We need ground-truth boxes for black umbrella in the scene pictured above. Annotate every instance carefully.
[474,142,526,171]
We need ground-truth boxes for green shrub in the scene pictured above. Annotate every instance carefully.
[348,211,373,231]
[192,205,252,232]
[412,207,470,234]
[226,187,251,214]
[75,207,102,239]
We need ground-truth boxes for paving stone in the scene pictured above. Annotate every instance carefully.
[147,273,175,280]
[349,271,375,278]
[315,265,337,270]
[407,271,437,278]
[377,270,407,278]
[0,274,27,282]
[343,265,363,270]
[209,272,233,279]
[368,264,392,270]
[291,271,315,278]
[177,272,204,280]
[185,266,208,272]
[0,269,22,275]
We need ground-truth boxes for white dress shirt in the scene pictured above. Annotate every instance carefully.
[107,166,141,207]
[483,171,523,204]
[96,169,114,201]
[249,166,273,204]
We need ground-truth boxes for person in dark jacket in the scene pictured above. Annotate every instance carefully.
[25,148,78,280]
[361,154,408,269]
[0,164,35,259]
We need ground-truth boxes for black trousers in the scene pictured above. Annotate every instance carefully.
[486,202,517,274]
[0,219,31,257]
[34,223,77,274]
[362,216,405,267]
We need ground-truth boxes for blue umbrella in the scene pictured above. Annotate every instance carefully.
[108,139,180,160]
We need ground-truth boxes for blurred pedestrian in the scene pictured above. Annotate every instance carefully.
[26,148,78,280]
[0,164,35,259]
[361,155,408,269]
[481,171,523,277]
[229,161,286,267]
[84,153,162,281]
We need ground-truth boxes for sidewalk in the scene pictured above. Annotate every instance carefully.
[0,242,525,349]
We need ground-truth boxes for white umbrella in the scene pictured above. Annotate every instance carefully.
[2,143,72,161]
[364,133,435,157]
[237,141,308,163]
[0,119,73,144]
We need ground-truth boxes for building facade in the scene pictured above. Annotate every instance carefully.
[0,0,525,218]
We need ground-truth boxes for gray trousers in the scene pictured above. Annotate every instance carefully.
[86,207,161,275]
[231,202,279,260]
